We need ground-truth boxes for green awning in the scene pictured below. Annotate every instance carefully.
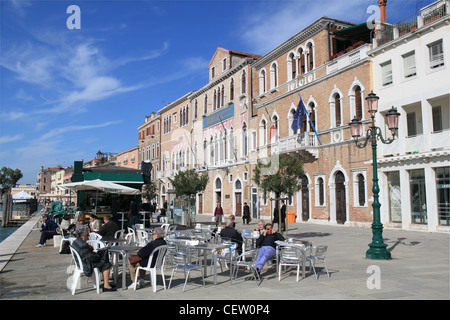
[83,171,144,184]
[333,23,372,42]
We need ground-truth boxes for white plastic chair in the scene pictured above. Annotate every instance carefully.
[136,229,149,246]
[69,246,101,295]
[277,245,304,282]
[134,245,168,292]
[114,229,125,239]
[161,223,170,234]
[306,245,330,279]
[87,239,106,252]
[89,232,102,240]
[125,232,136,244]
[168,251,205,292]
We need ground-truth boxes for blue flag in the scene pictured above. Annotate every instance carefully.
[291,97,305,132]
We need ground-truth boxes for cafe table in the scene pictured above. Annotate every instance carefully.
[189,243,233,285]
[275,240,308,280]
[108,244,143,289]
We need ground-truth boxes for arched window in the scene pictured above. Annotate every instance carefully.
[241,70,246,94]
[306,42,314,71]
[308,102,316,132]
[259,69,266,94]
[298,48,305,75]
[287,52,296,81]
[230,78,234,101]
[217,87,221,109]
[318,177,324,206]
[335,93,342,127]
[242,123,248,156]
[357,174,365,206]
[260,118,267,146]
[186,106,189,124]
[235,180,242,190]
[221,85,225,107]
[270,62,278,89]
[194,100,198,119]
[204,94,208,114]
[215,178,222,189]
[270,115,278,143]
[355,86,362,120]
[214,90,217,110]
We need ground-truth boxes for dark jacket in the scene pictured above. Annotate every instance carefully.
[220,226,243,253]
[97,220,119,239]
[243,205,250,217]
[214,206,224,216]
[256,232,285,249]
[41,219,58,232]
[71,238,102,277]
[136,237,167,268]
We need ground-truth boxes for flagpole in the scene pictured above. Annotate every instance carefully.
[297,93,322,145]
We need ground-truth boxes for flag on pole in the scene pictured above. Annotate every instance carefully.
[263,104,272,123]
[291,97,304,132]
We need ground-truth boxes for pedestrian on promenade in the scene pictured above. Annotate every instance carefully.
[254,223,284,276]
[242,202,251,225]
[71,230,116,292]
[127,227,167,289]
[36,214,58,247]
[128,200,139,230]
[214,203,224,227]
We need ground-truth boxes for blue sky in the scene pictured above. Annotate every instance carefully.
[0,0,435,184]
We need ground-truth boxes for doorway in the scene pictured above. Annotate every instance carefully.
[335,171,346,224]
[301,177,309,221]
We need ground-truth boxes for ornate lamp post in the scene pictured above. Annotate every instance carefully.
[349,91,400,260]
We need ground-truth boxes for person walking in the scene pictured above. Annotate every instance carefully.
[242,202,251,225]
[214,203,224,227]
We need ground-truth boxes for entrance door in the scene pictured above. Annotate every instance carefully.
[335,171,346,224]
[235,192,242,217]
[198,194,203,214]
[301,177,309,221]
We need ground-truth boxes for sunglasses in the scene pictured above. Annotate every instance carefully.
[265,228,272,231]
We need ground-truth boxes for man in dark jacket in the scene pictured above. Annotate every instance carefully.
[255,223,285,274]
[36,214,58,247]
[128,227,167,289]
[242,202,251,225]
[71,230,116,292]
[220,218,243,254]
[97,215,119,239]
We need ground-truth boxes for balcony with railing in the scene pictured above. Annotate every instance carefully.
[374,0,449,48]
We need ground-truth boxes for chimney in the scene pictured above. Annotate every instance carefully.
[378,0,387,23]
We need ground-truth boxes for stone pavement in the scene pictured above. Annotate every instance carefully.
[0,212,449,303]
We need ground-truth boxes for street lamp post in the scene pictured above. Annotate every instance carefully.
[349,91,400,260]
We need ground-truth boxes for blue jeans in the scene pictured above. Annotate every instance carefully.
[255,246,276,270]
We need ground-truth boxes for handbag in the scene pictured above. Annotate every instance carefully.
[128,255,142,264]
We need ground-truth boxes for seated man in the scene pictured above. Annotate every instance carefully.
[97,215,119,239]
[128,227,167,289]
[71,230,116,292]
[220,218,243,254]
[254,223,284,275]
[36,214,58,247]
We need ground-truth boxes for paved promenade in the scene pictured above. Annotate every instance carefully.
[0,212,449,302]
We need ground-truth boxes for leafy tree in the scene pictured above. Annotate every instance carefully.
[172,169,209,226]
[253,153,305,230]
[0,167,23,195]
[141,181,158,202]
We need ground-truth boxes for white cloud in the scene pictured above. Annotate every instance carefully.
[239,0,372,54]
[0,134,24,144]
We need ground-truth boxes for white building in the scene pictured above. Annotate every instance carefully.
[368,0,450,232]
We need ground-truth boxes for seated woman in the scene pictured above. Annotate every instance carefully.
[89,214,101,232]
[71,230,116,292]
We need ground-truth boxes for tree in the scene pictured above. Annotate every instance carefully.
[253,153,305,231]
[0,167,23,195]
[172,169,209,226]
[141,181,158,202]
